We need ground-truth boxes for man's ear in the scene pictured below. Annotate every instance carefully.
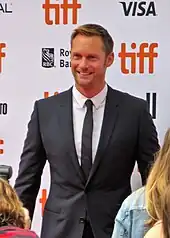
[106,52,114,67]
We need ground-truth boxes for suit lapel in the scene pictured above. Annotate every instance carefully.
[58,88,86,184]
[86,86,120,186]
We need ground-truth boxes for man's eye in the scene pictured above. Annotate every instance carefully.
[72,55,81,59]
[89,56,96,59]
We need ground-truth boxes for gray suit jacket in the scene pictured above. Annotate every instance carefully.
[14,86,159,238]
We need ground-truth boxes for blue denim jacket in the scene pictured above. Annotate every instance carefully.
[112,187,150,238]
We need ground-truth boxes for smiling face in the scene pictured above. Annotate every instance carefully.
[71,34,114,97]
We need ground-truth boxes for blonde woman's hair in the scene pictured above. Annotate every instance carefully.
[161,184,170,238]
[0,178,26,228]
[146,128,170,230]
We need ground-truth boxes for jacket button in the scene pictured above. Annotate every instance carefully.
[79,217,85,224]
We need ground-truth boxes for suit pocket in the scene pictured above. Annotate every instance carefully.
[43,207,66,223]
[44,207,62,215]
[41,208,67,238]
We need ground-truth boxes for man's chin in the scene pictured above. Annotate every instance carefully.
[75,75,92,84]
[77,79,93,87]
[75,80,93,90]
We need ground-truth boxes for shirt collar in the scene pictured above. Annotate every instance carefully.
[73,84,108,109]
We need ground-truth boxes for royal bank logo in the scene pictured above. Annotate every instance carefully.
[119,1,157,16]
[42,48,55,68]
[59,48,71,68]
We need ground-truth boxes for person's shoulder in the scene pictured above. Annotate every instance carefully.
[115,187,147,232]
[121,187,146,212]
[36,87,72,106]
[144,221,163,238]
[108,86,146,107]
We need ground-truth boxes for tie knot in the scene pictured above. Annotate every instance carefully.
[85,99,93,110]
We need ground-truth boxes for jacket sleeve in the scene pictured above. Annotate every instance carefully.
[14,101,46,220]
[112,188,149,238]
[111,201,129,238]
[137,101,159,185]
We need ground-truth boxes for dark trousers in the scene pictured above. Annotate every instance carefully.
[82,221,94,238]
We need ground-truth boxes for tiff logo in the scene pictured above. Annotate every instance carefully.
[118,42,158,74]
[0,43,6,73]
[44,91,58,98]
[0,139,4,154]
[39,189,47,216]
[146,93,157,119]
[119,1,157,16]
[42,0,81,25]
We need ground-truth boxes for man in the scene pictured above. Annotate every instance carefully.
[14,24,159,238]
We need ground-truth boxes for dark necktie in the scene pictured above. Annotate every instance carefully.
[81,99,93,180]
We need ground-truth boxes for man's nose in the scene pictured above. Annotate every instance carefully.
[79,58,89,68]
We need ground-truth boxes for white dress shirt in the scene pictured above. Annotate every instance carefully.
[72,84,108,165]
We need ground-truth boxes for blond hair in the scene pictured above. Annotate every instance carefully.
[146,128,170,230]
[71,23,114,55]
[0,178,26,228]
